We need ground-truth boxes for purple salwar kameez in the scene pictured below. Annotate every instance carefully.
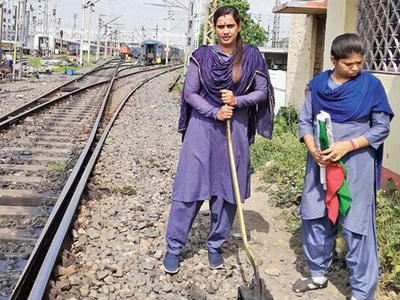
[172,45,269,204]
[166,44,274,254]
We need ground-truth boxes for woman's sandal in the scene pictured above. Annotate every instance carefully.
[292,277,328,293]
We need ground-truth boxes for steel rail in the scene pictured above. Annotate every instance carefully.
[8,61,122,300]
[0,59,118,124]
[0,64,175,130]
[9,64,182,299]
[26,64,182,300]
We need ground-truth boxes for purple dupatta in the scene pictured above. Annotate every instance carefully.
[178,44,275,143]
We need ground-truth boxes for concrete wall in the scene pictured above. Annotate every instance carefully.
[376,75,400,175]
[313,15,326,75]
[286,14,317,110]
[323,0,357,70]
[269,70,287,114]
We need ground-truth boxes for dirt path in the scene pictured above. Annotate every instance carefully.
[230,173,350,300]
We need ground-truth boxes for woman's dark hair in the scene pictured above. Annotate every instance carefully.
[213,5,243,83]
[331,33,365,60]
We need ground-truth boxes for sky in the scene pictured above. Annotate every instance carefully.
[54,0,290,40]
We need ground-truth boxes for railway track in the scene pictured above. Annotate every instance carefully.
[0,60,160,129]
[0,62,183,300]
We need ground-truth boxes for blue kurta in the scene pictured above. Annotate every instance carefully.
[172,45,270,204]
[299,78,391,235]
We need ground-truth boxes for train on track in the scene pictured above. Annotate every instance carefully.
[120,40,183,65]
[140,40,183,65]
[34,36,104,56]
[2,35,183,66]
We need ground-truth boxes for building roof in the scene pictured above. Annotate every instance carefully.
[273,0,327,14]
[259,47,288,55]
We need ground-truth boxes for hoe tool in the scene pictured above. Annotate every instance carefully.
[226,119,274,300]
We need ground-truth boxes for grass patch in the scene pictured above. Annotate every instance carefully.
[111,184,137,196]
[377,184,400,294]
[52,66,77,73]
[52,55,71,61]
[27,57,42,67]
[250,106,307,208]
[172,81,183,93]
[27,74,38,82]
[43,164,67,172]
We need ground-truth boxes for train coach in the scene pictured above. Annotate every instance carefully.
[140,39,183,65]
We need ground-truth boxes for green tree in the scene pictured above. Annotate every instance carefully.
[222,0,267,46]
[199,0,267,47]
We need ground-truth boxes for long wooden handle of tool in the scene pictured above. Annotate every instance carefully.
[226,119,258,267]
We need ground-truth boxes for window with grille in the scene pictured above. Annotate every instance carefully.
[357,0,400,74]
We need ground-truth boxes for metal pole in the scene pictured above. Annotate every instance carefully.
[96,14,101,61]
[184,0,194,73]
[87,3,93,64]
[192,0,199,50]
[202,0,209,45]
[99,15,121,60]
[113,30,116,57]
[210,0,218,45]
[110,30,113,56]
[73,13,77,39]
[52,6,56,44]
[114,29,118,57]
[18,0,27,80]
[0,2,3,64]
[12,3,21,80]
[79,0,85,66]
[104,26,108,58]
[44,0,49,56]
[166,9,171,65]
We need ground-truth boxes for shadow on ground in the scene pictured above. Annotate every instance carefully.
[181,209,270,285]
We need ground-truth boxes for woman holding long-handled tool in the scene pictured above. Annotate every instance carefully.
[163,5,275,279]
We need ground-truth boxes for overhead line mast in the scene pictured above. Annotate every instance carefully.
[203,0,219,46]
[272,0,281,48]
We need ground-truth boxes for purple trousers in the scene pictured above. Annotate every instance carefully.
[165,196,237,255]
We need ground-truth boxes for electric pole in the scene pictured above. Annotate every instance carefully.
[13,0,27,80]
[96,14,102,61]
[87,3,93,63]
[182,0,194,72]
[52,6,56,42]
[203,0,219,45]
[104,25,108,58]
[73,13,78,39]
[111,29,114,56]
[202,0,209,45]
[98,15,122,60]
[79,0,85,66]
[0,2,3,65]
[86,1,101,64]
[44,0,49,56]
[19,0,28,79]
[191,0,200,50]
[272,0,281,48]
[165,9,174,65]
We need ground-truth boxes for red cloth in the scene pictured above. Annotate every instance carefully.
[325,162,345,224]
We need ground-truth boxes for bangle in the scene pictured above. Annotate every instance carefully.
[349,139,359,150]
